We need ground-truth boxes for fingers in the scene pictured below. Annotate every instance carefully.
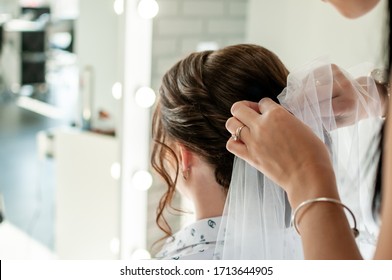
[226,98,280,159]
[226,116,248,139]
[227,98,281,140]
[225,115,250,159]
[233,100,260,112]
[258,97,280,114]
[231,98,280,120]
[226,101,258,159]
[226,138,249,159]
[225,119,249,160]
[230,101,261,127]
[226,135,249,159]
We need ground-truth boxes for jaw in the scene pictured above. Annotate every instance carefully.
[325,0,380,19]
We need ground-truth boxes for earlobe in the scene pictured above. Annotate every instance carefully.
[178,144,193,177]
[182,167,190,180]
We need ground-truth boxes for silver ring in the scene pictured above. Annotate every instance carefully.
[232,125,245,141]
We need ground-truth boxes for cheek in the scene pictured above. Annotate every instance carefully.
[328,0,380,19]
[333,1,353,12]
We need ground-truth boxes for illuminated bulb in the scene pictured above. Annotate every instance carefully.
[110,162,121,180]
[83,108,91,120]
[113,0,124,15]
[131,170,153,191]
[11,83,20,94]
[131,249,151,260]
[135,86,156,108]
[137,0,159,19]
[110,238,120,255]
[112,82,123,100]
[197,41,219,51]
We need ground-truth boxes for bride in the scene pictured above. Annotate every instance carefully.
[151,44,382,259]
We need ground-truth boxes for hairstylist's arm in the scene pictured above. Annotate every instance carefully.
[374,96,392,259]
[226,98,361,259]
[323,64,387,127]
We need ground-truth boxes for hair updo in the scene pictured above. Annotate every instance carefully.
[151,44,289,237]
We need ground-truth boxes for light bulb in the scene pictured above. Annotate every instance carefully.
[113,0,124,15]
[131,170,153,191]
[112,82,123,100]
[135,86,156,108]
[110,162,121,180]
[131,249,151,260]
[137,0,159,19]
[110,238,120,254]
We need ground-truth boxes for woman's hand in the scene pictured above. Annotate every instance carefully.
[226,98,338,206]
[292,64,383,128]
[322,64,384,127]
[226,97,362,260]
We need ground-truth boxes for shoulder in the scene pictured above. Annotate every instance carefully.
[155,216,222,260]
[158,244,216,260]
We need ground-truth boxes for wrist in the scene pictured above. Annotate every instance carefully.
[291,197,359,238]
[286,164,340,209]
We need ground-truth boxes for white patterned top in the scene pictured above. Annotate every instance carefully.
[155,216,222,260]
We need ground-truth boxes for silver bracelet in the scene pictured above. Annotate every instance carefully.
[290,197,359,238]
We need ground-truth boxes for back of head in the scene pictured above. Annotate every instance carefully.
[151,44,289,235]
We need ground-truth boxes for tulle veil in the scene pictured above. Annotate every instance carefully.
[213,59,383,259]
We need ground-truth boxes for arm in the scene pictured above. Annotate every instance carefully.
[374,96,392,259]
[226,99,362,259]
[329,65,387,127]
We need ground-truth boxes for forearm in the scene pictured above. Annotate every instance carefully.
[297,200,362,259]
[374,96,392,259]
[287,166,362,259]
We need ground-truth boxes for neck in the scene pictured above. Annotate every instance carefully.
[176,151,227,221]
[192,183,227,220]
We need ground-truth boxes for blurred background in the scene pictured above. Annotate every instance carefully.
[0,0,386,259]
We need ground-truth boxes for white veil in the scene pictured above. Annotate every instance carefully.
[213,59,383,259]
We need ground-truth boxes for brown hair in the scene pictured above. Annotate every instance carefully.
[151,44,289,238]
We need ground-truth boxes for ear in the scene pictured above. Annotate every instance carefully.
[177,143,193,172]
